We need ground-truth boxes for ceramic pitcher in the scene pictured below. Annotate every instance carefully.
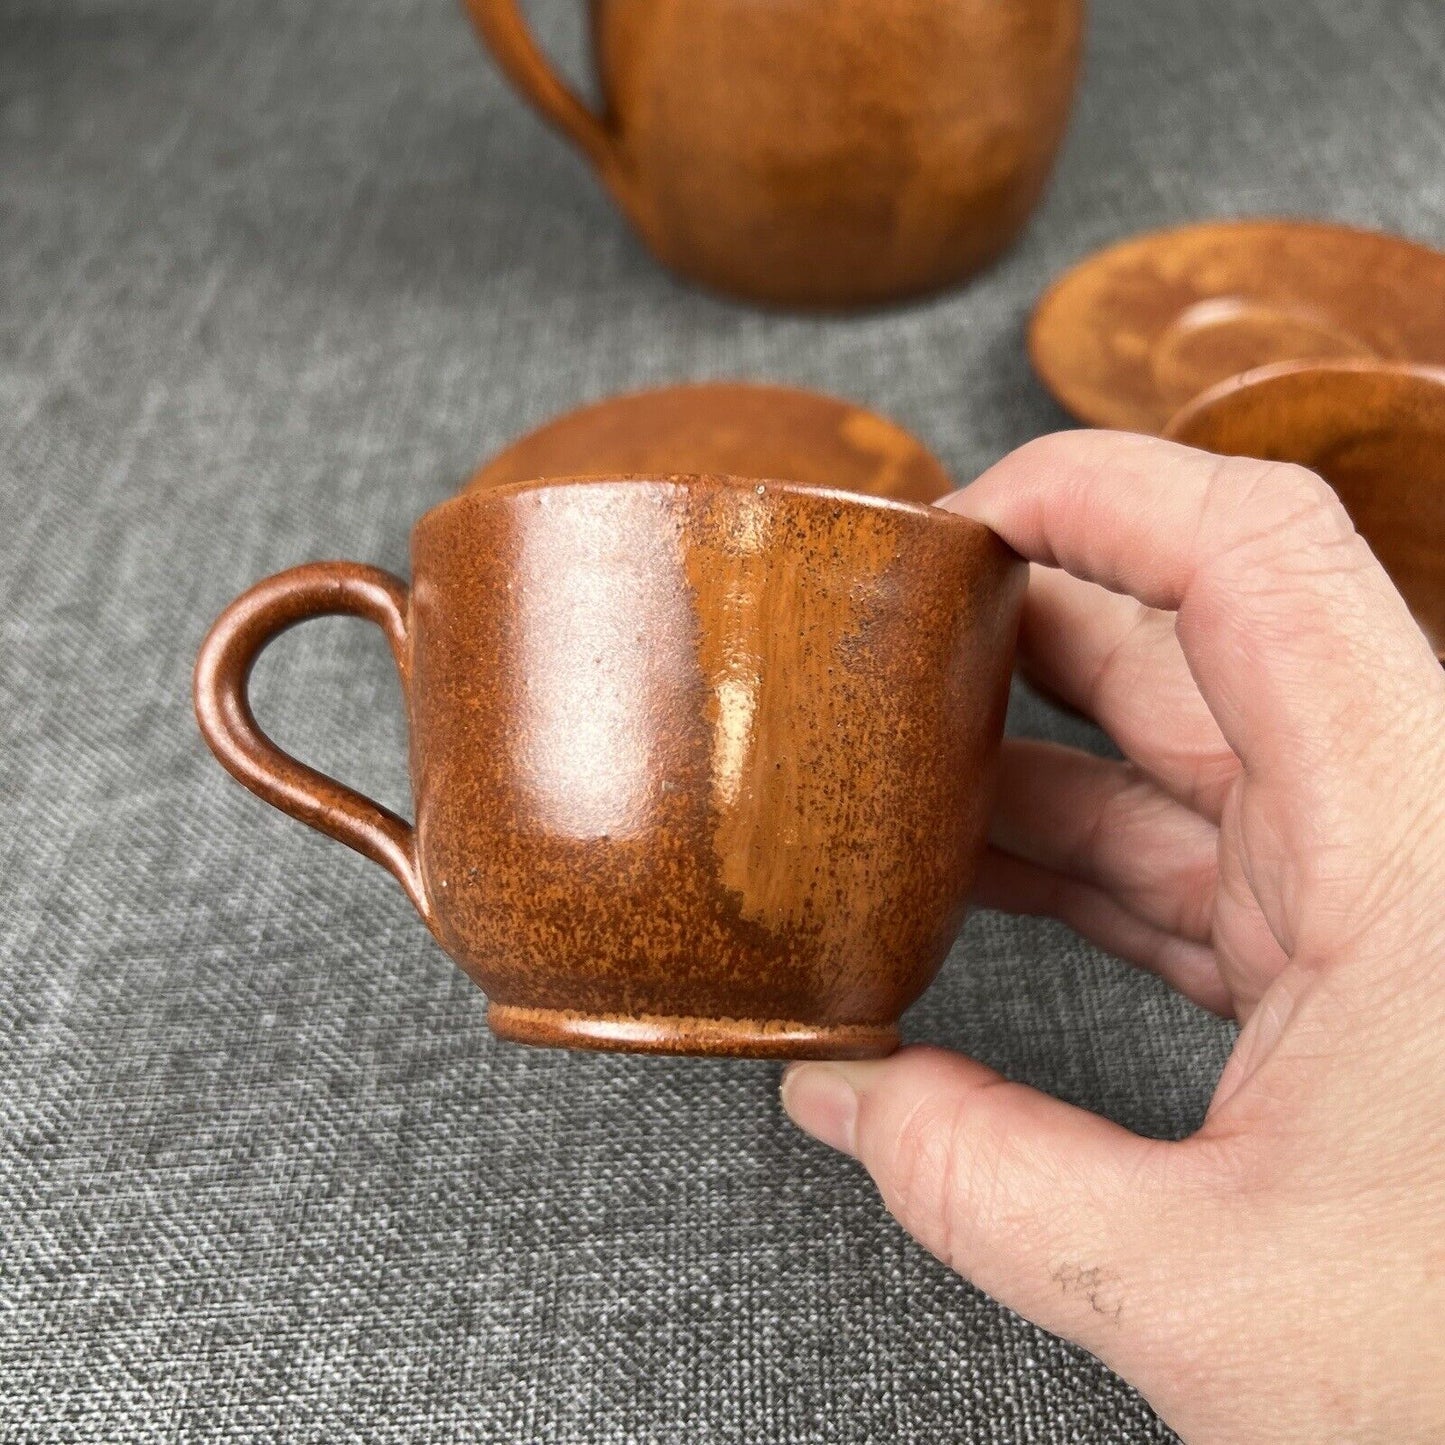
[463,0,1084,307]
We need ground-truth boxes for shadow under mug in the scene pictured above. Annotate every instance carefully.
[194,475,1025,1058]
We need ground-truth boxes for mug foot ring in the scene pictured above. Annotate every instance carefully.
[488,1003,898,1059]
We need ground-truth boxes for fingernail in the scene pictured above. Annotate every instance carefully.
[780,1063,860,1156]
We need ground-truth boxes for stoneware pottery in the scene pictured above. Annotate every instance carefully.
[467,382,954,502]
[1030,219,1445,433]
[462,0,1083,308]
[194,475,1026,1058]
[1166,360,1445,662]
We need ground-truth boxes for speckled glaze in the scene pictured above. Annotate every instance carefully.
[194,476,1025,1057]
[461,0,1083,308]
[1031,220,1445,433]
[1166,361,1445,663]
[466,382,954,503]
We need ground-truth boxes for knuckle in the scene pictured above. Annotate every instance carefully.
[880,1091,965,1254]
[1187,460,1376,637]
[1182,747,1243,820]
[1261,461,1347,532]
[1208,456,1355,554]
[1082,764,1153,868]
[877,1085,1014,1278]
[1084,601,1162,716]
[1092,768,1218,939]
[1162,848,1218,941]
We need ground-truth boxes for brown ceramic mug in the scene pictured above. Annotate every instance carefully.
[194,476,1025,1058]
[463,0,1084,308]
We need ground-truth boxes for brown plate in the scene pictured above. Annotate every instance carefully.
[1165,360,1445,661]
[466,382,954,503]
[1030,220,1445,434]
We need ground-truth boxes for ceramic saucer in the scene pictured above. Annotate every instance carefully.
[1030,220,1445,434]
[466,382,954,503]
[1166,359,1445,661]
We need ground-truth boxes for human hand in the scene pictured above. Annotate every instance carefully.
[781,431,1445,1443]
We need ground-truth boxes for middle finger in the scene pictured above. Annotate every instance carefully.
[991,738,1221,943]
[1019,565,1241,822]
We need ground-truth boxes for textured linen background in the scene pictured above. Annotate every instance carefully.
[2,0,1442,1439]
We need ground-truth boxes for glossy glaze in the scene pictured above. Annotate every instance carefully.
[463,0,1083,307]
[195,476,1025,1057]
[467,382,953,502]
[1031,220,1445,433]
[1166,362,1445,662]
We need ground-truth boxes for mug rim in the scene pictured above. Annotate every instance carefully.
[1162,357,1445,441]
[416,471,992,543]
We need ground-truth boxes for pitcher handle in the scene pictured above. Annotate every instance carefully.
[461,0,625,185]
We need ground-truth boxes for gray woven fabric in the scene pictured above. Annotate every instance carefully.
[3,0,1442,1438]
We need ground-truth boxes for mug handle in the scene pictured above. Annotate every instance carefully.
[460,0,624,184]
[193,561,432,928]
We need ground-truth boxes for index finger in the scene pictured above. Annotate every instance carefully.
[942,431,1439,802]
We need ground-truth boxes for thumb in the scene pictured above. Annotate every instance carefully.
[781,1046,1192,1364]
